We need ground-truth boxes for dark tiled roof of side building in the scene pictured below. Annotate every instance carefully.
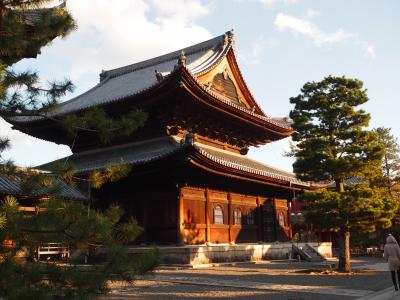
[0,172,86,200]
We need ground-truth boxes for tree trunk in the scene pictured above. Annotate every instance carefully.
[338,228,351,272]
[335,178,350,272]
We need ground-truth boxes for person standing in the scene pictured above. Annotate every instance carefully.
[384,234,400,290]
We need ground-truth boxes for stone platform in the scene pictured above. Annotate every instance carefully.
[128,242,332,266]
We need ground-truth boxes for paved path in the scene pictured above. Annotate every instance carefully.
[106,258,395,299]
[153,275,373,297]
[357,287,400,300]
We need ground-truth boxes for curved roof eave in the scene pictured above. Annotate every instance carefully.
[9,32,229,124]
[9,31,292,134]
[178,66,293,134]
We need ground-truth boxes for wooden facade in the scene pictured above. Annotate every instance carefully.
[8,31,309,245]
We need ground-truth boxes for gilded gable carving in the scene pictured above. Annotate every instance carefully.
[210,71,245,107]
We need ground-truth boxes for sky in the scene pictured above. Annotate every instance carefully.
[1,0,399,172]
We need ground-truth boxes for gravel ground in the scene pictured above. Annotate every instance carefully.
[106,280,340,300]
[104,256,392,300]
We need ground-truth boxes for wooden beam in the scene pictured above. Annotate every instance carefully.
[143,199,148,244]
[177,188,184,245]
[205,188,211,242]
[256,197,263,242]
[228,192,233,243]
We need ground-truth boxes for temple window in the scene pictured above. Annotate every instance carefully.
[213,205,224,224]
[233,208,242,225]
[278,212,285,227]
[246,210,255,225]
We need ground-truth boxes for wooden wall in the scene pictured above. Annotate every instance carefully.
[179,186,283,244]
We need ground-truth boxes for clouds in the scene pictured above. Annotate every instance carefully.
[236,0,298,8]
[62,0,213,76]
[363,43,376,59]
[239,35,279,65]
[259,0,298,6]
[273,11,376,59]
[274,12,354,46]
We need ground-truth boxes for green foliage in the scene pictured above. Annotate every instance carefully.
[289,76,383,183]
[1,68,75,117]
[289,76,395,271]
[0,1,148,153]
[0,2,156,298]
[0,197,159,299]
[62,108,148,144]
[0,0,77,66]
[89,163,132,189]
[300,184,397,232]
[373,127,400,195]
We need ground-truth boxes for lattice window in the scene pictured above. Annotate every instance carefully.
[278,212,285,227]
[247,210,255,225]
[213,205,224,224]
[233,209,242,225]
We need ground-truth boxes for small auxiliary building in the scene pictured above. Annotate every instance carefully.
[9,31,309,245]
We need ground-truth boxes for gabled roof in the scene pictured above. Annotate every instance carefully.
[38,137,308,188]
[11,31,291,131]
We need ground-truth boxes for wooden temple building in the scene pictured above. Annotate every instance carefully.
[9,31,310,245]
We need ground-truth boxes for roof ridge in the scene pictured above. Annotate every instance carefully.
[101,33,227,80]
[45,32,229,116]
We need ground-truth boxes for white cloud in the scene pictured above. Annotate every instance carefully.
[4,0,214,166]
[274,12,354,46]
[260,0,298,7]
[239,35,279,65]
[273,12,376,59]
[306,9,320,18]
[234,0,298,8]
[363,43,376,59]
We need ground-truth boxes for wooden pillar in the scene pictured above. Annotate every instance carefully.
[177,188,184,245]
[228,192,233,243]
[143,199,148,244]
[256,196,263,242]
[288,199,293,239]
[205,188,211,242]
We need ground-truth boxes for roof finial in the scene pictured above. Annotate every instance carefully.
[155,69,163,82]
[57,1,67,9]
[177,50,187,67]
[99,70,107,82]
[224,29,235,47]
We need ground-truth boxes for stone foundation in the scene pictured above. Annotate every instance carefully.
[128,242,332,266]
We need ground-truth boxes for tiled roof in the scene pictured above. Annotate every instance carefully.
[38,137,308,187]
[0,173,86,200]
[327,177,367,188]
[13,34,226,122]
[11,31,291,130]
[194,143,308,187]
[38,137,183,174]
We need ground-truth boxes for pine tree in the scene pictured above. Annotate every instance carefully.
[0,2,158,298]
[373,127,400,195]
[289,76,397,272]
[0,1,147,149]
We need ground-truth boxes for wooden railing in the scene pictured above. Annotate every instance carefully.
[37,243,69,261]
